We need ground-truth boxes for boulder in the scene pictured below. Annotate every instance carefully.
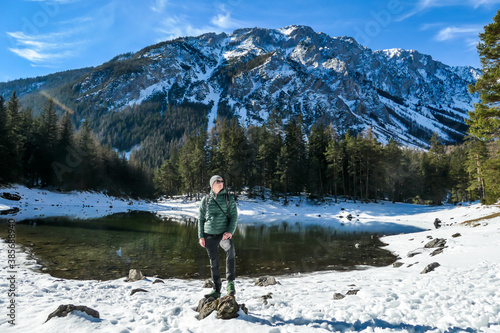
[254,276,280,287]
[421,262,440,274]
[196,295,247,320]
[1,192,21,201]
[333,293,345,300]
[0,207,20,215]
[202,279,214,288]
[217,295,240,319]
[424,238,446,249]
[430,248,444,256]
[45,304,99,323]
[130,288,148,296]
[196,297,219,320]
[126,269,145,282]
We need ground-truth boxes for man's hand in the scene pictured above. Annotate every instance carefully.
[199,238,205,247]
[222,232,232,240]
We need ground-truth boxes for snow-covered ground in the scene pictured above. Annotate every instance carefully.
[1,185,500,332]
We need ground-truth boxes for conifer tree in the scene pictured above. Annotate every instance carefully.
[276,116,307,200]
[384,139,404,203]
[324,126,343,203]
[467,10,500,141]
[307,123,329,198]
[448,145,470,202]
[154,150,180,198]
[466,10,500,203]
[256,111,283,197]
[5,92,24,180]
[38,99,59,186]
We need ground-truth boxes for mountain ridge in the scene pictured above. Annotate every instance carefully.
[0,25,480,166]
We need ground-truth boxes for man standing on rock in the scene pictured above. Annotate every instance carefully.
[198,175,238,299]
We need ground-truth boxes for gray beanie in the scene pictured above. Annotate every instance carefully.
[210,175,223,188]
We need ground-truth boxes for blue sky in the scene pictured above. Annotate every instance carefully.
[1,0,499,82]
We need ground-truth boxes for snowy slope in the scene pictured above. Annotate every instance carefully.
[1,186,500,332]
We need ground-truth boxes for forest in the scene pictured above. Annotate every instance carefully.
[153,111,499,205]
[0,92,154,198]
[0,90,498,204]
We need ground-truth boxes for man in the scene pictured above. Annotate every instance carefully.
[198,175,238,298]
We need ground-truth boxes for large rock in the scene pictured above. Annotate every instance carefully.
[126,269,145,282]
[1,192,21,201]
[254,276,280,287]
[130,288,148,296]
[202,279,214,288]
[424,238,446,249]
[217,295,240,319]
[421,262,440,274]
[45,304,99,323]
[196,297,219,320]
[196,295,247,320]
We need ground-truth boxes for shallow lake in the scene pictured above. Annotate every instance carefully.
[0,211,424,281]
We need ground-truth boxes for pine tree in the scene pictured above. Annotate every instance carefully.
[421,133,450,204]
[5,92,24,181]
[256,113,283,198]
[307,123,329,198]
[324,126,343,203]
[466,139,488,201]
[154,150,180,198]
[466,10,500,203]
[448,145,470,202]
[52,111,76,188]
[344,131,360,202]
[38,99,59,186]
[467,10,500,141]
[276,116,307,201]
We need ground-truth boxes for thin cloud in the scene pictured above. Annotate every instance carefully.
[210,5,236,29]
[157,16,210,40]
[6,30,81,64]
[434,25,481,41]
[397,0,499,21]
[152,0,168,13]
[470,0,500,8]
[157,6,244,42]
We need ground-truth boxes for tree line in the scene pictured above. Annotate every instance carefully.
[154,109,497,204]
[0,92,154,198]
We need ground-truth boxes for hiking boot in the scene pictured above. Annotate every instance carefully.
[204,290,221,299]
[227,280,235,296]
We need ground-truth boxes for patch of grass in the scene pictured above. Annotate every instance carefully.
[461,207,500,226]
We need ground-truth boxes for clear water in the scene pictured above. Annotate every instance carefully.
[0,211,420,281]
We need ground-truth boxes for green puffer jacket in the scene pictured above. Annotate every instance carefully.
[198,189,238,239]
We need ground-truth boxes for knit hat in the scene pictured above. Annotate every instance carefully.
[210,175,223,188]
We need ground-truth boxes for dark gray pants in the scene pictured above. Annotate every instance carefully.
[204,233,236,292]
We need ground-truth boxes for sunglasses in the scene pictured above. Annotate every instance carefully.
[215,180,224,184]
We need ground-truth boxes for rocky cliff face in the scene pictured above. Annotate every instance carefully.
[1,25,480,149]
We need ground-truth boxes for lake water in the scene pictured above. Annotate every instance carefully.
[0,211,423,281]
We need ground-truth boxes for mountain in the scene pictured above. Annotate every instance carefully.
[0,25,480,167]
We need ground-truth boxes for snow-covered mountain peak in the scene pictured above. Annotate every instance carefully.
[0,25,481,151]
